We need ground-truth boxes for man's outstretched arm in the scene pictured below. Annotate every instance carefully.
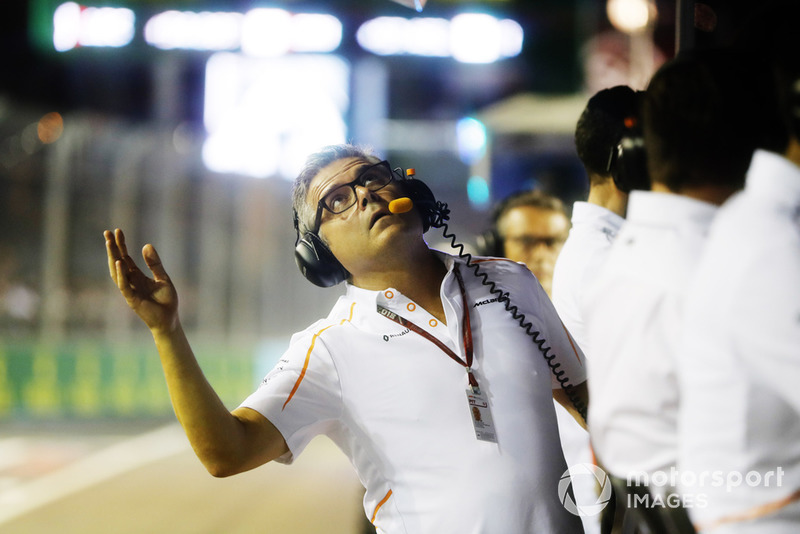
[105,228,288,476]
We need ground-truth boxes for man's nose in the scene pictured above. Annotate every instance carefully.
[355,185,380,209]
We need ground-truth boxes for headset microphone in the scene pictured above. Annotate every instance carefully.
[389,197,413,214]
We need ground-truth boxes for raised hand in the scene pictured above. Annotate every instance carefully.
[104,228,179,334]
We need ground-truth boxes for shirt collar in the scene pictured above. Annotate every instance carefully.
[745,149,800,208]
[343,249,458,305]
[571,201,625,237]
[627,190,718,232]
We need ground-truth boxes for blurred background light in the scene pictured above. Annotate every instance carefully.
[289,14,343,53]
[53,2,135,52]
[356,14,523,61]
[241,9,342,56]
[606,0,657,34]
[406,17,450,57]
[143,9,341,54]
[498,19,525,57]
[467,175,491,210]
[37,112,64,144]
[456,117,487,165]
[203,53,349,179]
[241,8,293,57]
[450,13,503,64]
[144,11,243,51]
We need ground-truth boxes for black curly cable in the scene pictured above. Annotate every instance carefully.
[431,201,588,423]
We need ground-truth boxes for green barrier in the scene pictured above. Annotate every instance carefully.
[0,340,257,419]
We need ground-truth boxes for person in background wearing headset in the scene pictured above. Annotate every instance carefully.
[677,3,800,531]
[104,143,589,533]
[583,47,761,531]
[550,85,646,534]
[477,190,570,297]
[553,85,645,363]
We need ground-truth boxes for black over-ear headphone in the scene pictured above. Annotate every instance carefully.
[606,115,650,194]
[293,168,447,288]
[476,195,511,258]
[475,229,503,258]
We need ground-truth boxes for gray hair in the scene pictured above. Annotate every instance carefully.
[292,144,381,236]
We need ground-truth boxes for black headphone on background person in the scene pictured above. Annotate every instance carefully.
[475,192,519,258]
[475,229,502,258]
[606,115,650,194]
[293,168,448,288]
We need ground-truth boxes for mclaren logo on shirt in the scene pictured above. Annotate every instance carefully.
[473,297,499,308]
[383,328,410,342]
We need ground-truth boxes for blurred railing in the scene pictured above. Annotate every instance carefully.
[0,106,341,419]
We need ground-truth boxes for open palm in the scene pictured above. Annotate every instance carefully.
[104,228,179,333]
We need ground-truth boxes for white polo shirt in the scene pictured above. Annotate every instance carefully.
[552,201,624,534]
[678,149,800,532]
[241,252,587,534]
[584,191,717,481]
[553,201,625,356]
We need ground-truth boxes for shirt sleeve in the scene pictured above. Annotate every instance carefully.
[501,261,588,390]
[730,247,800,413]
[238,328,344,464]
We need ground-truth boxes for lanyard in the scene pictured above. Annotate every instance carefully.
[376,263,479,390]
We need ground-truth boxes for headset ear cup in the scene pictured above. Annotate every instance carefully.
[611,133,650,193]
[476,229,503,257]
[294,232,349,288]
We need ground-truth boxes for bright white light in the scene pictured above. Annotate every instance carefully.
[356,17,407,56]
[498,19,524,57]
[607,0,655,34]
[451,13,502,64]
[142,9,341,53]
[456,117,487,164]
[290,14,342,53]
[54,3,135,51]
[241,8,293,56]
[145,11,243,51]
[356,14,523,62]
[203,53,349,179]
[406,18,450,57]
[80,7,135,47]
[53,2,81,52]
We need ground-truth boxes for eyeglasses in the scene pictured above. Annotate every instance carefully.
[311,160,400,233]
[504,235,566,249]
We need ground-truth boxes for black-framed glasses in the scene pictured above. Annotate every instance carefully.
[310,160,401,233]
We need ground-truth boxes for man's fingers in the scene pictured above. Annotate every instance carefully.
[105,230,120,282]
[142,244,169,281]
[115,228,129,257]
[115,228,140,272]
[114,259,135,299]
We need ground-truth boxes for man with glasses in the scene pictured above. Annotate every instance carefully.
[104,144,588,533]
[478,190,570,298]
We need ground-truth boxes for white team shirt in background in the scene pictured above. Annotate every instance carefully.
[552,201,624,534]
[241,252,587,534]
[678,149,800,533]
[553,201,625,356]
[584,191,716,482]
